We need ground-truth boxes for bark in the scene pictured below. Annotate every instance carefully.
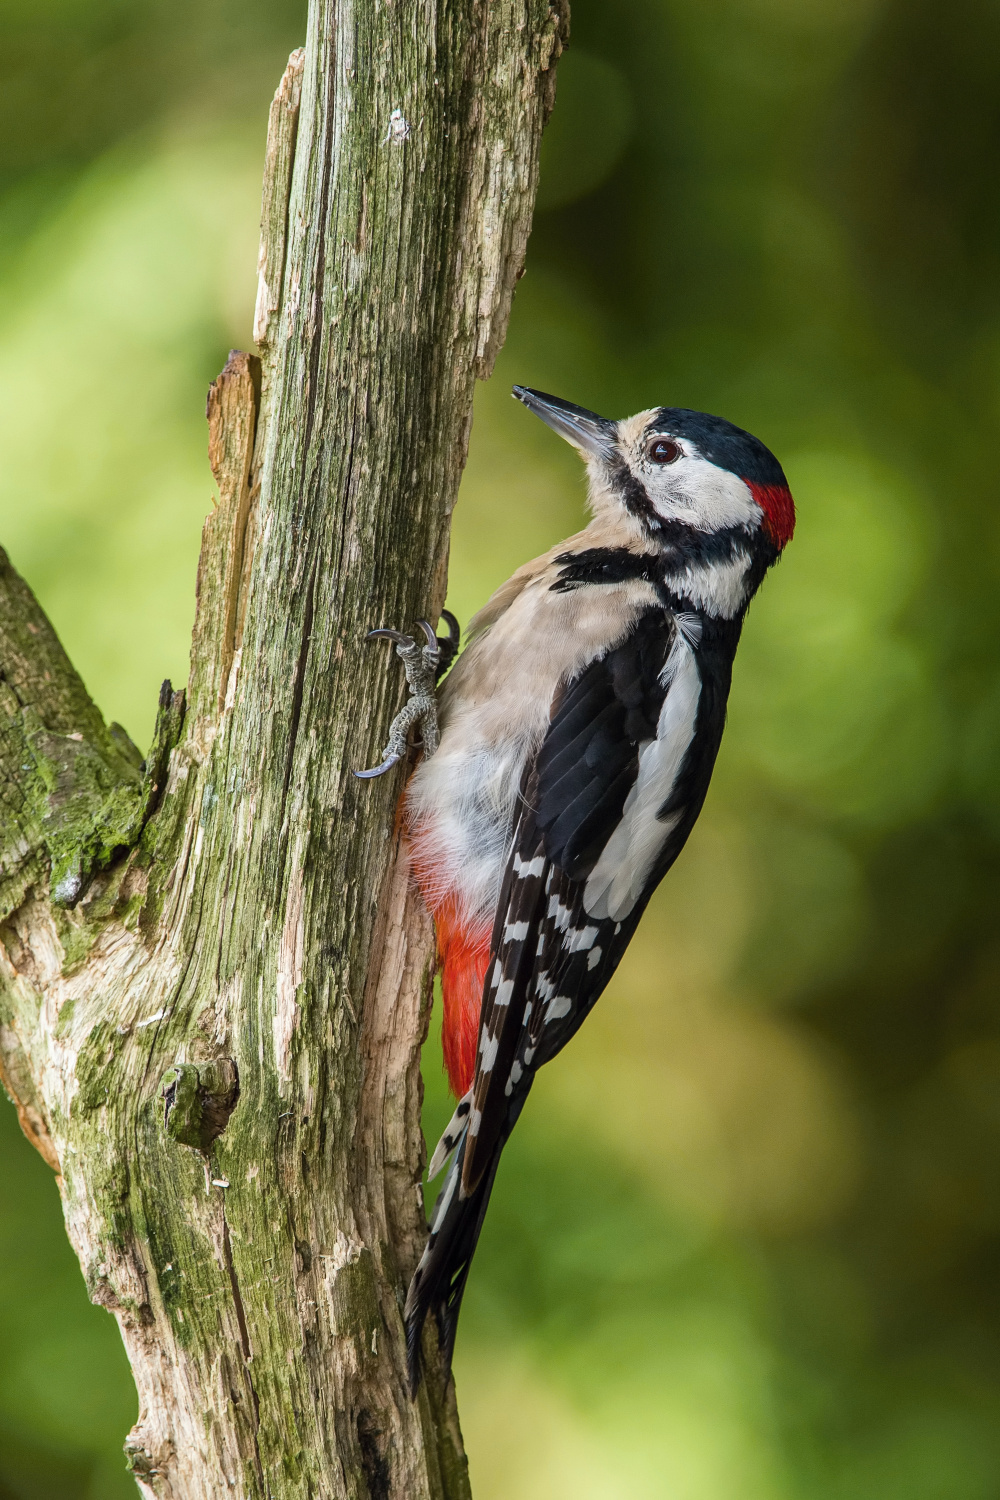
[0,4,568,1496]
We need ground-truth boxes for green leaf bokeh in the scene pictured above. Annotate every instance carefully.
[2,0,1000,1496]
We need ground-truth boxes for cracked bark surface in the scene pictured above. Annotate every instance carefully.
[0,3,568,1495]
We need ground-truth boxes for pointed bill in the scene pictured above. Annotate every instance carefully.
[512,386,616,460]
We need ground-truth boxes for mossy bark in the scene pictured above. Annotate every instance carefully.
[0,3,568,1496]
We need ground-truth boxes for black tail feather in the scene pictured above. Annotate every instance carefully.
[404,1130,504,1396]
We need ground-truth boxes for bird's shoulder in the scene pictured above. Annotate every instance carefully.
[440,525,684,729]
[464,517,658,638]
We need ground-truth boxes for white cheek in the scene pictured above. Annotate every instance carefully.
[648,458,761,533]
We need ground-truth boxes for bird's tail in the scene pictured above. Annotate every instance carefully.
[404,1094,524,1394]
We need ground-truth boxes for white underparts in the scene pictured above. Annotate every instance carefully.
[407,729,531,930]
[583,633,702,922]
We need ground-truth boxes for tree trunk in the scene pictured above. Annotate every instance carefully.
[0,4,568,1495]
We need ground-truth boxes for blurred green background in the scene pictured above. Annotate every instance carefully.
[3,0,1000,1495]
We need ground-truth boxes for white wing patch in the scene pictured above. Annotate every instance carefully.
[544,994,573,1022]
[583,634,702,922]
[563,923,599,952]
[494,979,514,1008]
[427,1090,473,1178]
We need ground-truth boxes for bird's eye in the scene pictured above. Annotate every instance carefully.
[647,437,681,464]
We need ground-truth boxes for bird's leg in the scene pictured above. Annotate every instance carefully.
[354,619,443,780]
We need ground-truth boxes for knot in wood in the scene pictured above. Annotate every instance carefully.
[160,1057,239,1153]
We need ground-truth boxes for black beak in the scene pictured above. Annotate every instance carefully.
[512,386,616,461]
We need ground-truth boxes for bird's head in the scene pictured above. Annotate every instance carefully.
[513,386,795,554]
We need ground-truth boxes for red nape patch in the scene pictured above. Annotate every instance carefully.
[748,481,796,548]
[428,898,491,1098]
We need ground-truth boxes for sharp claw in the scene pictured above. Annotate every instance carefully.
[353,753,403,780]
[414,619,439,652]
[439,609,461,647]
[367,628,412,645]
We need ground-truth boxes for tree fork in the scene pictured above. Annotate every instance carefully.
[0,2,568,1495]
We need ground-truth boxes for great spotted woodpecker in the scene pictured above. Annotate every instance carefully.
[356,387,795,1392]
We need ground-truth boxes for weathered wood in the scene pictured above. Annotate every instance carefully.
[254,49,306,351]
[187,349,261,740]
[0,3,568,1496]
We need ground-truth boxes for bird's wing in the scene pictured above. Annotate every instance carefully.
[461,606,705,1193]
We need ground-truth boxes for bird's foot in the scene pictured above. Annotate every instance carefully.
[354,613,459,780]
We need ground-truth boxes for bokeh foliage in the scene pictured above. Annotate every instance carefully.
[2,0,1000,1496]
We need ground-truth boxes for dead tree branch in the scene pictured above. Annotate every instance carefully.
[0,3,568,1494]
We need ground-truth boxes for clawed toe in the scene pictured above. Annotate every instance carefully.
[366,627,413,647]
[354,616,450,779]
[414,619,439,652]
[436,611,461,680]
[440,609,460,646]
[353,752,402,781]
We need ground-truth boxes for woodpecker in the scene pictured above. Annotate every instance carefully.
[356,387,795,1393]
